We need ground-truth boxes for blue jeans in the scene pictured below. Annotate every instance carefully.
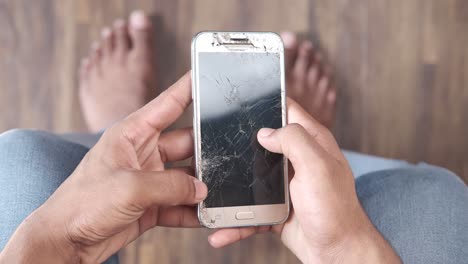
[0,129,467,263]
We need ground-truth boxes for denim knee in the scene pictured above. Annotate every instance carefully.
[0,129,120,261]
[356,166,468,264]
[0,129,89,249]
[0,129,89,183]
[356,165,467,202]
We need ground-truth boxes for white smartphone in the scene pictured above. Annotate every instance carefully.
[191,32,289,228]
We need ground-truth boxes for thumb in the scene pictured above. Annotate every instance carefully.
[257,124,328,175]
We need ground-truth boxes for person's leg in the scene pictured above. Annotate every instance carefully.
[343,150,412,178]
[356,166,468,263]
[0,129,119,264]
[61,132,102,148]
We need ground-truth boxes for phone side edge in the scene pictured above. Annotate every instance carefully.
[191,32,213,228]
[279,33,291,225]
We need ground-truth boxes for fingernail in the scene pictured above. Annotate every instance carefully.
[258,128,275,138]
[193,178,207,200]
[208,235,215,244]
[208,235,220,248]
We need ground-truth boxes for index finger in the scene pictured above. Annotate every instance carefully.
[122,169,207,209]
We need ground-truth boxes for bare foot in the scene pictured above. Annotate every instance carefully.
[79,10,155,132]
[281,32,336,129]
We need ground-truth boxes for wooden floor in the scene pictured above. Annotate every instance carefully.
[1,0,467,263]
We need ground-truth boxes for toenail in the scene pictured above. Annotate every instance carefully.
[114,19,125,28]
[101,28,111,38]
[281,32,296,48]
[130,10,148,29]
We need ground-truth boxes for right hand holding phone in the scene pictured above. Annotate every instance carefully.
[208,98,401,264]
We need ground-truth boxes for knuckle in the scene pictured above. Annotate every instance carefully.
[118,122,140,146]
[165,90,187,114]
[165,171,179,191]
[279,124,308,161]
[157,141,168,163]
[284,123,310,143]
[287,123,306,133]
[165,171,194,204]
[179,175,196,201]
[119,174,142,207]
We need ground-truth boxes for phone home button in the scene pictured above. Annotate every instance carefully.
[235,211,255,220]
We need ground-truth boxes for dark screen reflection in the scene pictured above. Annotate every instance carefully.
[198,52,285,208]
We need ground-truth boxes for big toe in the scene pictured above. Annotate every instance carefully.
[129,10,154,57]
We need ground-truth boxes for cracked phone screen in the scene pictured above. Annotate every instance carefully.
[198,51,285,208]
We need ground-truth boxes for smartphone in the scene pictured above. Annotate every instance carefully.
[191,32,289,228]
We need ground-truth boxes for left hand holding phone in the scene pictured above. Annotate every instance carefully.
[0,72,208,264]
[207,98,402,264]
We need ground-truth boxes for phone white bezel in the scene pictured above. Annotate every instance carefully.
[191,31,289,228]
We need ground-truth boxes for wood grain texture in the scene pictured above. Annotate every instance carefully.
[0,0,467,263]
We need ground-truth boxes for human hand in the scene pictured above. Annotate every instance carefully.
[208,99,401,264]
[0,72,207,264]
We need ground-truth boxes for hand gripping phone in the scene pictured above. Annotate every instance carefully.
[191,32,289,228]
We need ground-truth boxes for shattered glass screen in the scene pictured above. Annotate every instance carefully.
[198,52,285,208]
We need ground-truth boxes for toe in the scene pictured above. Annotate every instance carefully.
[129,10,154,57]
[91,41,103,67]
[322,88,337,128]
[91,41,102,60]
[292,41,313,87]
[327,88,337,106]
[306,61,320,90]
[88,47,102,78]
[79,58,90,83]
[79,57,92,99]
[100,27,114,56]
[281,31,298,76]
[113,19,130,53]
[313,76,329,110]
